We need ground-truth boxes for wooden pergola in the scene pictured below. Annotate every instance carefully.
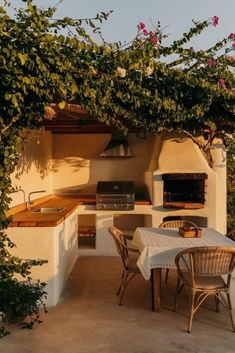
[43,104,140,134]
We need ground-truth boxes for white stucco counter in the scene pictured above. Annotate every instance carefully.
[7,207,79,307]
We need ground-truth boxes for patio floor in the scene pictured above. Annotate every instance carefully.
[1,256,235,353]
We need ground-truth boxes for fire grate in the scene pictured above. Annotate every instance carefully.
[162,173,207,209]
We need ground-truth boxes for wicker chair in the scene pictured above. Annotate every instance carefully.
[174,246,235,333]
[159,220,197,229]
[108,226,140,305]
[159,220,197,282]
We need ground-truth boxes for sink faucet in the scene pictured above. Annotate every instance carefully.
[27,190,46,210]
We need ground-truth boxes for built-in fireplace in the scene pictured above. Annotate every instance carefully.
[162,173,208,209]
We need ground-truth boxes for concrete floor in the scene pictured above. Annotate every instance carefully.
[1,256,235,353]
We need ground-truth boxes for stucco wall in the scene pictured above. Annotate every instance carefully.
[52,133,155,193]
[10,131,53,207]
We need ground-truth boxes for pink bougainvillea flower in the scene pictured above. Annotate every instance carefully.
[232,42,235,48]
[138,22,145,30]
[204,128,213,134]
[226,55,235,61]
[212,16,219,27]
[218,78,227,90]
[228,33,235,39]
[219,78,225,85]
[147,31,158,44]
[143,29,149,36]
[208,58,216,66]
[151,36,158,44]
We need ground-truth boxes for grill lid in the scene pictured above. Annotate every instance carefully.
[96,181,134,195]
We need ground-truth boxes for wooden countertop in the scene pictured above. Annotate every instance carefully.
[10,197,79,227]
[10,195,151,228]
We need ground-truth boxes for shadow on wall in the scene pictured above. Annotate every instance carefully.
[52,133,156,193]
[169,134,226,169]
[52,134,109,191]
[14,131,52,180]
[52,158,89,174]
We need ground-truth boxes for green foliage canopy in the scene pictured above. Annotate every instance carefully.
[0,1,234,137]
[226,134,235,232]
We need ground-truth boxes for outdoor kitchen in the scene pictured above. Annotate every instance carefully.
[47,129,225,255]
[7,127,227,306]
[9,129,227,253]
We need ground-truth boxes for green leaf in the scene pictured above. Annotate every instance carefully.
[58,101,66,109]
[4,94,12,101]
[43,34,53,42]
[89,20,95,28]
[11,95,18,107]
[71,82,78,94]
[18,53,27,66]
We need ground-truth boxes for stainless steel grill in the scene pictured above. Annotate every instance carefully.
[96,181,135,210]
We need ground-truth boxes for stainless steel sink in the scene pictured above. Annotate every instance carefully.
[33,207,66,213]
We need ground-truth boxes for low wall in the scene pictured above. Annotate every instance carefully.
[7,208,79,307]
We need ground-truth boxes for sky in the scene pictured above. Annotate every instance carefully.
[1,0,235,50]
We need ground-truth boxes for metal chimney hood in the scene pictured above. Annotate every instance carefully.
[99,133,133,158]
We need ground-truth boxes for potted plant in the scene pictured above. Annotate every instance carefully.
[0,279,47,327]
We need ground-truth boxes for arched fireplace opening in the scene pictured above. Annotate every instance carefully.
[162,173,208,209]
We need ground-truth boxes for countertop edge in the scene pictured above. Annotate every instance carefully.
[9,195,151,228]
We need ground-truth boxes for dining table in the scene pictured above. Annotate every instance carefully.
[132,227,235,312]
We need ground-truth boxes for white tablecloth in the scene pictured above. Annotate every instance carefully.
[132,227,235,280]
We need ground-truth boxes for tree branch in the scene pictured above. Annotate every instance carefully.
[181,129,214,167]
[1,116,20,133]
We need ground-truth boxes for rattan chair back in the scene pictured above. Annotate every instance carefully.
[108,226,129,270]
[108,226,140,305]
[176,246,235,278]
[159,220,197,229]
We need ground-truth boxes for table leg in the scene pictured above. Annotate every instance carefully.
[151,268,162,312]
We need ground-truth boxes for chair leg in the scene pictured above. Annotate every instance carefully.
[165,268,169,283]
[215,294,220,313]
[226,292,235,332]
[119,272,128,305]
[188,292,196,333]
[174,276,181,312]
[117,270,124,295]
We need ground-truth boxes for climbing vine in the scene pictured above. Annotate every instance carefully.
[0,0,234,335]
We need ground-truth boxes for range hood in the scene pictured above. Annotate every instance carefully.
[99,134,133,158]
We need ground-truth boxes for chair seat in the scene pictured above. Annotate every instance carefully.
[126,257,140,272]
[183,273,226,290]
